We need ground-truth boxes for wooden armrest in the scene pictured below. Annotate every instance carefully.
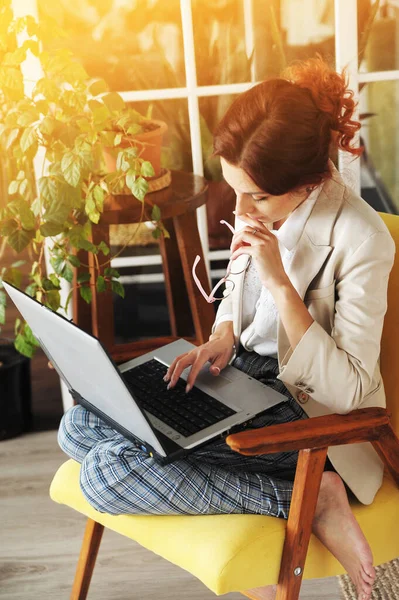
[226,407,391,455]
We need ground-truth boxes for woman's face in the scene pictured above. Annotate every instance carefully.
[220,158,311,227]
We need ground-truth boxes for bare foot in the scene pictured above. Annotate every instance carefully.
[313,472,375,600]
[242,584,276,600]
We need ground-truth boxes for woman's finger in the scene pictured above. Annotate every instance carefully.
[167,352,198,389]
[185,352,213,391]
[164,352,190,382]
[210,349,234,376]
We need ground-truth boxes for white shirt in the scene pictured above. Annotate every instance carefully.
[215,185,322,356]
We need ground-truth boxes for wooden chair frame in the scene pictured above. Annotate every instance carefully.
[69,407,399,600]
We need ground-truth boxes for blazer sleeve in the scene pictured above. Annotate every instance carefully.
[277,231,396,414]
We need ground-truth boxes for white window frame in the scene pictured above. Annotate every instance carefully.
[13,0,399,285]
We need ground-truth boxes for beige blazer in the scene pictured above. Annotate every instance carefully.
[214,162,396,504]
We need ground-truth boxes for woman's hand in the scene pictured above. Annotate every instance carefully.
[164,327,235,392]
[230,214,289,291]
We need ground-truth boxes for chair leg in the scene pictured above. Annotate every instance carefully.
[372,423,399,487]
[71,518,104,600]
[276,447,328,600]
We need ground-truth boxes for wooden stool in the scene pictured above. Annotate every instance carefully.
[73,171,216,361]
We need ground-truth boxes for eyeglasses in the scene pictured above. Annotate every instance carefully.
[192,220,250,303]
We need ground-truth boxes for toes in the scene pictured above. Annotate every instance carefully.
[358,581,373,600]
[361,564,375,585]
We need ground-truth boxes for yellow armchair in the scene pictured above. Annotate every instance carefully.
[50,213,399,600]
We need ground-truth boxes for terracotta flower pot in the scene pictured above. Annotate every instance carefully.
[103,119,168,178]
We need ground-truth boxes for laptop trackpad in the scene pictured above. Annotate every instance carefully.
[198,369,242,390]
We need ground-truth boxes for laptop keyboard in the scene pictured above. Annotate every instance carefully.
[122,358,237,437]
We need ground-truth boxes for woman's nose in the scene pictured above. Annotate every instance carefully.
[235,193,254,216]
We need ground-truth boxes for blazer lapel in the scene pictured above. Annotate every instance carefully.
[278,164,346,362]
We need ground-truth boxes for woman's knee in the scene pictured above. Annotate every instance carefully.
[78,442,144,515]
[57,405,90,459]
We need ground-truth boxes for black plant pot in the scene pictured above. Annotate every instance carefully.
[0,339,32,441]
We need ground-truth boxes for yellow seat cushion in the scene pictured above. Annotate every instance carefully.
[50,460,399,595]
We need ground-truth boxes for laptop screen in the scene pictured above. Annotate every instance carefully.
[3,282,166,456]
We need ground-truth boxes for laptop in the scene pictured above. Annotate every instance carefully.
[3,281,287,464]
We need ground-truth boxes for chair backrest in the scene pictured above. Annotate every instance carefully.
[379,213,399,436]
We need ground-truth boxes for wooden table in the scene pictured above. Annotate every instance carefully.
[73,170,216,362]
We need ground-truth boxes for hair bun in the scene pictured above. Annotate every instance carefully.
[282,55,362,156]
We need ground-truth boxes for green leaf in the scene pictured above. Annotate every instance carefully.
[8,229,35,252]
[39,116,56,136]
[131,177,148,202]
[151,204,161,221]
[116,151,130,172]
[0,292,6,325]
[42,277,58,291]
[50,255,65,276]
[99,131,117,147]
[62,264,73,283]
[40,221,65,237]
[14,318,22,336]
[11,260,26,268]
[92,105,110,125]
[93,186,105,212]
[104,267,120,279]
[102,92,125,112]
[24,324,40,347]
[114,133,122,146]
[111,280,125,299]
[45,289,61,311]
[6,128,20,149]
[19,180,29,196]
[38,177,57,204]
[98,241,109,256]
[127,124,141,136]
[89,79,109,96]
[96,275,107,293]
[68,254,81,268]
[61,152,81,187]
[25,284,37,297]
[20,127,37,152]
[141,161,155,177]
[8,199,36,230]
[0,219,18,236]
[8,180,19,195]
[17,109,40,127]
[14,333,35,358]
[125,169,136,192]
[78,239,97,253]
[80,286,92,304]
[48,274,61,289]
[77,273,91,284]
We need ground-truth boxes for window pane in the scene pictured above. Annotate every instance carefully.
[254,0,335,79]
[192,0,250,86]
[37,0,185,91]
[359,0,399,73]
[359,80,399,212]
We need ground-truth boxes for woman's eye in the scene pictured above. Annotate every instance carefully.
[253,196,269,203]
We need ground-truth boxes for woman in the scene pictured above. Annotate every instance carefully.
[58,57,395,600]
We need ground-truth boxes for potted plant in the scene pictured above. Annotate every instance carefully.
[0,9,169,358]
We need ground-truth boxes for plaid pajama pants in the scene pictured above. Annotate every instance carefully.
[58,351,308,519]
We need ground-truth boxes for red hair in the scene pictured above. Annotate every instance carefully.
[213,55,362,195]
